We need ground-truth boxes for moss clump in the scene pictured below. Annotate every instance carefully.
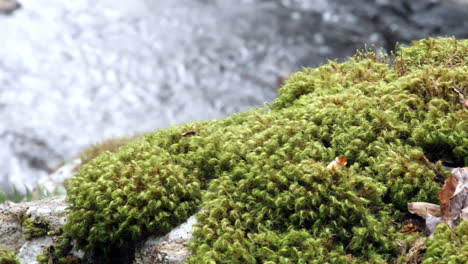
[0,249,19,264]
[21,216,50,240]
[422,221,468,264]
[36,234,79,264]
[63,37,467,263]
[76,135,141,169]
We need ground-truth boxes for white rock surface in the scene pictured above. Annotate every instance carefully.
[17,237,54,264]
[133,215,197,264]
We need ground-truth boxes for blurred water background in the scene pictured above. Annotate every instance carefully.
[1,0,467,193]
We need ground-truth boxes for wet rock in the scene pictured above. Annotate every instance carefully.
[0,0,20,15]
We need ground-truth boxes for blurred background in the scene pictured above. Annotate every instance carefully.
[0,0,467,196]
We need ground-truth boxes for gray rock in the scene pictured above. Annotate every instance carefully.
[0,206,25,252]
[6,196,68,232]
[17,237,54,264]
[134,215,197,264]
[0,196,67,260]
[1,196,197,264]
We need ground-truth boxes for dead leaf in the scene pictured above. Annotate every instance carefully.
[405,237,428,264]
[182,130,196,137]
[451,167,468,198]
[400,222,419,235]
[408,202,441,218]
[326,155,347,170]
[438,173,458,218]
[462,207,468,220]
[425,214,443,235]
[408,167,467,234]
[452,87,467,109]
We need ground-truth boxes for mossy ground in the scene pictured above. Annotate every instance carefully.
[62,37,467,263]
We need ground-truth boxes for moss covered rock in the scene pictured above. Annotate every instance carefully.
[63,37,467,263]
[21,216,50,240]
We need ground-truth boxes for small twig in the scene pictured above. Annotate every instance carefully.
[420,155,447,181]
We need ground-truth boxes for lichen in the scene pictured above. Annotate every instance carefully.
[0,249,19,264]
[62,37,467,263]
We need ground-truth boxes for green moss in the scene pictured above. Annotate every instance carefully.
[37,234,79,264]
[75,135,141,170]
[22,216,50,240]
[0,249,19,264]
[62,37,467,262]
[422,221,468,264]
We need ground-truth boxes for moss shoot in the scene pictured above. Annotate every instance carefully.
[422,221,467,264]
[63,37,467,263]
[21,216,50,240]
[0,249,19,264]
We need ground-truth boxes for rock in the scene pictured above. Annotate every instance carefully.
[6,196,68,232]
[0,206,25,252]
[0,196,67,262]
[0,0,20,15]
[134,215,197,264]
[0,196,196,263]
[17,237,53,264]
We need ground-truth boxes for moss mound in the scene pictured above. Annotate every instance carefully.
[63,37,467,263]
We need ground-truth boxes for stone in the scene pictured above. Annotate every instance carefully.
[17,237,53,264]
[0,196,67,260]
[0,207,25,252]
[0,196,196,263]
[133,215,197,264]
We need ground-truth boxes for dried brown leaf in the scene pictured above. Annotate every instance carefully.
[408,167,467,234]
[438,173,458,218]
[326,155,347,170]
[400,222,419,235]
[182,130,196,137]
